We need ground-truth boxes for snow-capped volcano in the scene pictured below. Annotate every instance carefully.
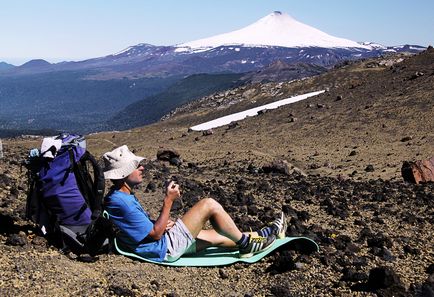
[178,11,369,50]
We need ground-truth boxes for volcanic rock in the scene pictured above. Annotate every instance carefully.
[365,165,375,172]
[427,264,434,275]
[267,250,296,274]
[108,285,135,296]
[262,159,295,175]
[401,156,434,184]
[227,121,239,130]
[169,157,182,166]
[341,268,368,282]
[368,267,402,288]
[6,233,28,246]
[157,149,180,161]
[202,129,213,136]
[270,284,292,297]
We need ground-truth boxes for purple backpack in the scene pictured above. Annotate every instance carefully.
[24,133,107,255]
[39,136,91,226]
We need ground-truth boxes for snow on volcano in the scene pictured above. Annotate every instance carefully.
[177,11,370,51]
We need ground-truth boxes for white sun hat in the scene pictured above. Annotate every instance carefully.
[103,145,144,180]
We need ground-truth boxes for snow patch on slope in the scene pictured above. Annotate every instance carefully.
[190,90,325,131]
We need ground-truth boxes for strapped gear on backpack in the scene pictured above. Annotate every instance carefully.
[24,133,114,256]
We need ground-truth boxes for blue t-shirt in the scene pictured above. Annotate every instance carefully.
[105,190,167,262]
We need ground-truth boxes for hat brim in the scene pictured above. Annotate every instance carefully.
[103,156,144,180]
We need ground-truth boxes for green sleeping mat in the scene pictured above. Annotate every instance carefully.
[113,236,319,267]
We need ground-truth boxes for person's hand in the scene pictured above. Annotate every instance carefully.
[166,219,175,230]
[166,181,181,202]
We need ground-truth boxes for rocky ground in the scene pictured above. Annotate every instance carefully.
[0,48,433,296]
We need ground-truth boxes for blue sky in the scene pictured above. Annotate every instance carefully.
[1,0,433,65]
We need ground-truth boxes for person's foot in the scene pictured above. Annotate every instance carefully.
[272,212,287,239]
[257,212,288,239]
[239,234,276,258]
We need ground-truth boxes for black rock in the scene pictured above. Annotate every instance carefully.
[334,235,352,250]
[187,162,198,169]
[219,268,229,279]
[320,255,332,266]
[157,149,180,161]
[420,282,434,297]
[336,253,352,267]
[202,129,213,136]
[266,250,296,274]
[227,121,239,130]
[400,136,413,142]
[427,264,434,274]
[0,213,17,234]
[354,219,367,227]
[341,268,368,282]
[247,205,259,216]
[296,210,310,221]
[352,267,408,297]
[353,256,369,269]
[346,242,361,254]
[146,181,157,192]
[0,173,12,186]
[108,285,135,297]
[367,266,403,289]
[150,280,160,290]
[169,157,182,166]
[258,180,271,192]
[365,165,375,172]
[358,226,374,242]
[6,233,28,246]
[367,232,393,248]
[403,245,419,255]
[380,248,396,262]
[270,285,292,297]
[10,186,19,196]
[262,159,292,175]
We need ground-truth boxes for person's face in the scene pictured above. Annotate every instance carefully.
[125,165,144,187]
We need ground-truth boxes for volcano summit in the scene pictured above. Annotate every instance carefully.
[178,11,369,51]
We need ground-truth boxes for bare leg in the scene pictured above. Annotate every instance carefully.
[195,229,237,251]
[195,229,259,251]
[180,198,243,243]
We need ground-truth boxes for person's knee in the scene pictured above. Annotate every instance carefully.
[201,197,223,214]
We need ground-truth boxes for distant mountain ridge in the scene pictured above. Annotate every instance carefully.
[0,12,425,79]
[0,61,15,72]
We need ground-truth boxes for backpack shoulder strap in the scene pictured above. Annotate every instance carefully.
[75,151,105,219]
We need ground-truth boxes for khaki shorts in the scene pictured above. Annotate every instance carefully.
[164,219,196,262]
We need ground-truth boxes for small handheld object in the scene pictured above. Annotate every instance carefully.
[163,179,177,194]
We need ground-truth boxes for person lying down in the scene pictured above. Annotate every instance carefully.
[102,145,287,262]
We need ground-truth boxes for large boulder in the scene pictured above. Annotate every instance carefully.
[156,149,180,161]
[262,159,306,176]
[401,156,434,184]
[156,149,182,166]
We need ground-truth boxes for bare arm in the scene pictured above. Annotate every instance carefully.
[147,181,180,240]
